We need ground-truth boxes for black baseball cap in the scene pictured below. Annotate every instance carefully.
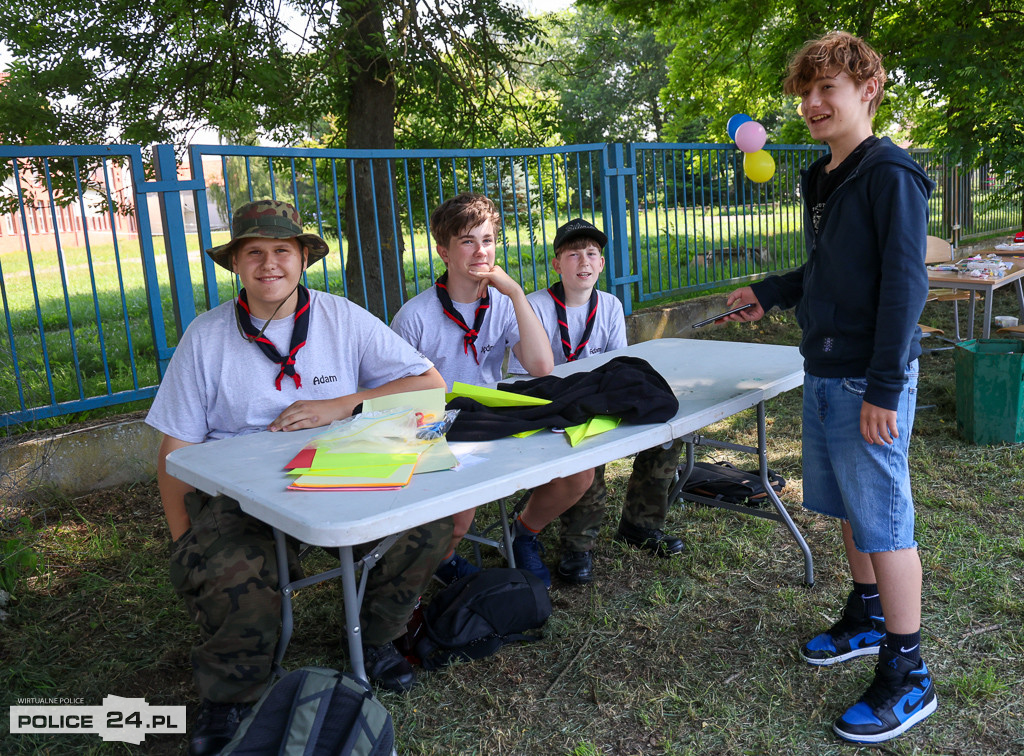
[553,218,608,251]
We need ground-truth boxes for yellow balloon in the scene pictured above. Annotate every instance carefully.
[743,150,776,183]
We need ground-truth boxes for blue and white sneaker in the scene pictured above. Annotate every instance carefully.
[833,647,937,743]
[433,554,480,587]
[801,593,885,666]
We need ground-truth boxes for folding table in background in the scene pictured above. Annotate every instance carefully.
[926,253,1024,339]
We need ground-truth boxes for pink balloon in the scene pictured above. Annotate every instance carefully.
[735,120,767,153]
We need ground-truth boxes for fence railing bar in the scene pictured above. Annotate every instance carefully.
[17,159,59,408]
[100,156,140,391]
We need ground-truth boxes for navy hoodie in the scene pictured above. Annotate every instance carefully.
[751,137,934,411]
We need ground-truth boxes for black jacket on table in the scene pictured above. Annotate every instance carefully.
[750,137,934,411]
[445,356,678,441]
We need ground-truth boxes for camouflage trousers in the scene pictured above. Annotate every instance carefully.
[559,438,684,552]
[169,492,452,703]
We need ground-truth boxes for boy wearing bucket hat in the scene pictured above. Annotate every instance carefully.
[508,218,685,585]
[146,200,452,755]
[391,193,594,589]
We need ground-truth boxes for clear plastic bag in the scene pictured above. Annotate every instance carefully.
[415,409,459,440]
[311,408,429,454]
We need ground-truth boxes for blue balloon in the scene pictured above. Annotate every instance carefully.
[727,113,752,141]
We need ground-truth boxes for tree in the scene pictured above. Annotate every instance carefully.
[532,8,675,144]
[593,0,1024,188]
[0,0,543,318]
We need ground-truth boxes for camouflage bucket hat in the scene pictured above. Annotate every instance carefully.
[205,200,330,271]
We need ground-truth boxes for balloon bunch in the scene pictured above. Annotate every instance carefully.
[727,113,775,183]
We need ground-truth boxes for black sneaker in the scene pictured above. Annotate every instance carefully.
[189,700,251,756]
[556,550,594,584]
[364,641,416,693]
[614,519,685,557]
[833,647,937,743]
[801,592,885,666]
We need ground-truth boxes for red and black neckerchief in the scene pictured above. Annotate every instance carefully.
[435,271,489,364]
[235,285,310,390]
[548,282,598,362]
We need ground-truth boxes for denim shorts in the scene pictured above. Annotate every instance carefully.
[801,361,919,553]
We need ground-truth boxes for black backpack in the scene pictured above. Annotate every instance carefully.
[220,667,394,756]
[678,461,786,506]
[414,567,552,670]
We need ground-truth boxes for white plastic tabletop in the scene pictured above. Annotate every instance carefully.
[166,338,803,547]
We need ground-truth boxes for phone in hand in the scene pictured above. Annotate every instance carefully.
[690,302,756,329]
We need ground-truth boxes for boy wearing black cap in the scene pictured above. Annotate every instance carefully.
[147,200,452,755]
[509,218,685,584]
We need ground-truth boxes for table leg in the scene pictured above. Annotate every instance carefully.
[273,528,293,674]
[497,497,516,568]
[1016,280,1024,318]
[271,533,401,682]
[669,404,814,586]
[756,402,814,586]
[983,288,994,339]
[968,291,977,338]
[338,545,367,682]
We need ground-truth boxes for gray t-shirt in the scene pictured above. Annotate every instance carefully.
[146,289,433,443]
[390,285,522,390]
[508,288,627,374]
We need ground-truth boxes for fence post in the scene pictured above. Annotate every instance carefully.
[152,144,197,338]
[951,161,961,249]
[603,143,639,315]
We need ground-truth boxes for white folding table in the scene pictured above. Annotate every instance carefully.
[166,338,809,681]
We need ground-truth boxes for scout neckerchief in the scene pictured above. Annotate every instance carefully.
[235,284,310,390]
[548,282,598,362]
[435,271,489,364]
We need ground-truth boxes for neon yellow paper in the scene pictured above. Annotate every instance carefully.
[446,382,552,408]
[289,451,420,478]
[363,388,447,425]
[363,388,457,472]
[290,463,416,489]
[565,415,620,446]
[414,440,458,473]
[512,428,543,438]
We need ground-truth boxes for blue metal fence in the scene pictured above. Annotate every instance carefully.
[1,142,1020,428]
[627,143,827,305]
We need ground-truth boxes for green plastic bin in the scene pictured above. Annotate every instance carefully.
[954,339,1024,444]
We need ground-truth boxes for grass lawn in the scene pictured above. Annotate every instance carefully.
[2,293,1023,754]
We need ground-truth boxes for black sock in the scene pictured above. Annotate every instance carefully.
[852,581,883,618]
[885,630,922,664]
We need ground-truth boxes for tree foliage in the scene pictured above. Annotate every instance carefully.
[531,8,674,144]
[0,0,547,317]
[593,0,1024,182]
[0,0,544,148]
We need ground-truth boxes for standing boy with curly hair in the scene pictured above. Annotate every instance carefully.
[724,31,937,743]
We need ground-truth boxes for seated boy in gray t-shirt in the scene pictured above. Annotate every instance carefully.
[391,193,593,589]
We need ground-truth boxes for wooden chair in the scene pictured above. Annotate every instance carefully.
[921,235,969,346]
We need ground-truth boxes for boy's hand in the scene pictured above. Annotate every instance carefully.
[269,398,353,431]
[860,401,898,444]
[468,264,521,299]
[725,287,765,322]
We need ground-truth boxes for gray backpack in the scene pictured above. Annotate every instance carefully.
[221,666,394,756]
